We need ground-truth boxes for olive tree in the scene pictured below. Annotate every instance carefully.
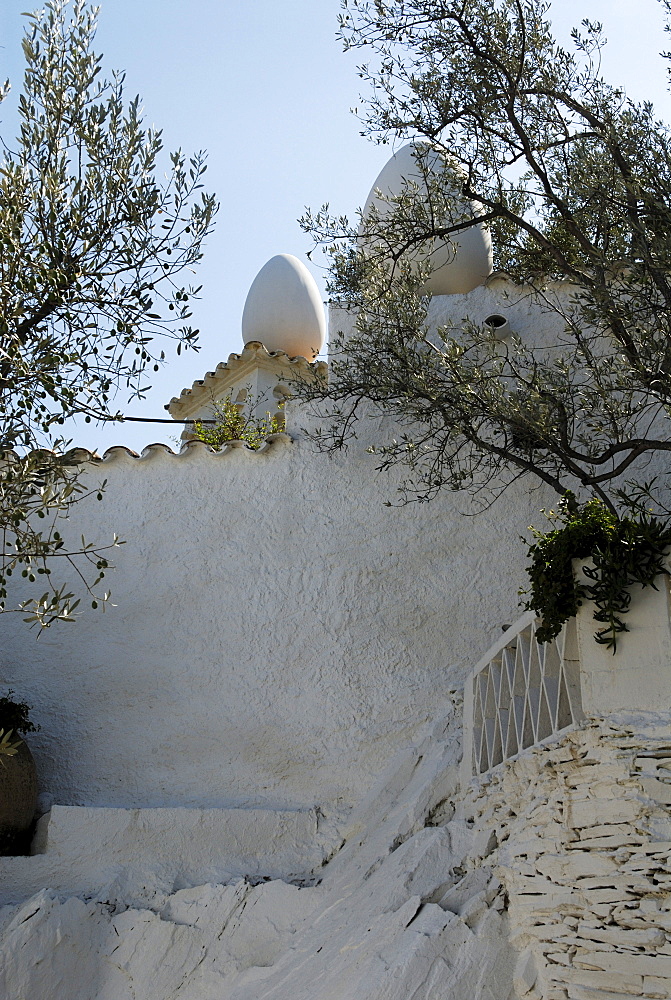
[299,0,671,516]
[0,0,217,625]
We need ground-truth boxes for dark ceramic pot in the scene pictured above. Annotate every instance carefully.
[0,736,38,855]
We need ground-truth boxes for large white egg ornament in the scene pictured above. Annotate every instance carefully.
[361,143,493,295]
[241,254,326,358]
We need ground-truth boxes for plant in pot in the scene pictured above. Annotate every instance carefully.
[0,691,39,855]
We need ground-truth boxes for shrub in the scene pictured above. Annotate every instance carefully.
[0,691,39,735]
[192,396,284,451]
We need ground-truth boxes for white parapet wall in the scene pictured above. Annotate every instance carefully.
[0,423,549,814]
[576,574,671,716]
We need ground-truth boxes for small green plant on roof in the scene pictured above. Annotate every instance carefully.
[523,494,671,651]
[192,395,284,451]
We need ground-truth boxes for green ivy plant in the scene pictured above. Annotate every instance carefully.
[524,495,671,651]
[192,395,284,451]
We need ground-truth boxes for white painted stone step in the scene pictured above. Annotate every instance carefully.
[0,804,333,907]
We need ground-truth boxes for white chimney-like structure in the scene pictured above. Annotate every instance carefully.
[165,253,327,436]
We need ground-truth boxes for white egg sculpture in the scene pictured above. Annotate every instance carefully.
[241,254,326,358]
[361,143,492,295]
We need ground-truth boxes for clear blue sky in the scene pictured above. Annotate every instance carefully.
[2,0,670,453]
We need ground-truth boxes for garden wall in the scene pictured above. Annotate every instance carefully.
[0,417,545,814]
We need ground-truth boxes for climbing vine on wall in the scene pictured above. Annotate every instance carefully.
[524,495,671,650]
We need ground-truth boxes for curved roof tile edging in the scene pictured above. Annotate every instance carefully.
[99,433,293,462]
[4,434,293,467]
[165,341,327,415]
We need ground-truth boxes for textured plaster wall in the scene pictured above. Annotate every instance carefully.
[0,426,547,814]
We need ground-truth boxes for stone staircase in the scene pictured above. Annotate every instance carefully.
[0,803,334,909]
[0,699,518,1000]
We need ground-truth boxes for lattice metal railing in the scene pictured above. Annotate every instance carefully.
[463,611,584,777]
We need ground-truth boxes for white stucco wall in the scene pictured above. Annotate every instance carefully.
[0,434,550,812]
[0,284,561,814]
[330,273,571,350]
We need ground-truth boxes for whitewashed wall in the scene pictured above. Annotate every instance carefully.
[0,284,558,813]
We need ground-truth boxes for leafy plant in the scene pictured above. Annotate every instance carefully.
[0,729,23,765]
[192,395,284,451]
[0,690,39,735]
[524,495,671,650]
